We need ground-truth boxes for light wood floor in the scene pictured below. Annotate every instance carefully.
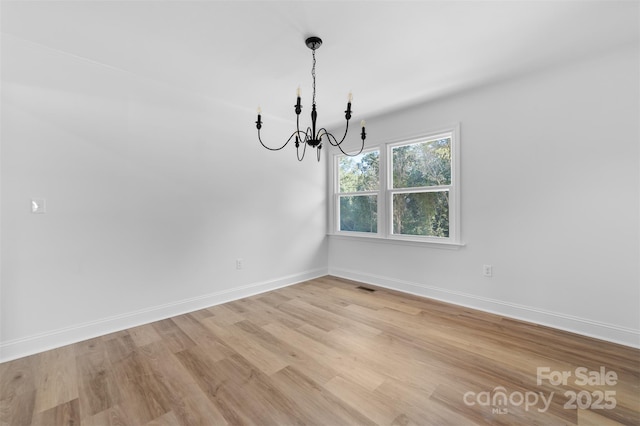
[1,276,639,425]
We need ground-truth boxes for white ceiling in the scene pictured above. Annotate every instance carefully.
[2,1,638,130]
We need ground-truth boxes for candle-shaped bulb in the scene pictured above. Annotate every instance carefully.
[348,92,353,102]
[257,106,262,114]
[296,86,301,98]
[361,120,366,128]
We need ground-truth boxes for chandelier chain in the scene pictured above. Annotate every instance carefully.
[312,48,317,106]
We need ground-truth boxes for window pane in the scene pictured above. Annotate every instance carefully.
[338,151,379,192]
[392,191,449,237]
[392,138,451,188]
[340,195,377,233]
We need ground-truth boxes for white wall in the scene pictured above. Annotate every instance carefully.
[0,34,328,362]
[328,44,640,348]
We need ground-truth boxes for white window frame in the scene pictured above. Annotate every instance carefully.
[329,124,462,248]
[332,147,382,237]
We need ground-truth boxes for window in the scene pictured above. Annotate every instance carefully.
[331,125,460,245]
[336,150,380,233]
[390,136,451,238]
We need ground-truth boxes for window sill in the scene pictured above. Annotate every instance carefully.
[327,233,466,250]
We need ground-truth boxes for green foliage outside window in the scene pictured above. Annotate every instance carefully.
[392,191,449,237]
[339,151,379,192]
[340,195,378,233]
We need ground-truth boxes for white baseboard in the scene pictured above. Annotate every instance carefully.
[0,268,328,363]
[4,266,636,363]
[329,267,640,349]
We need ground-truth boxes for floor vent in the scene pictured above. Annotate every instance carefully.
[356,286,376,293]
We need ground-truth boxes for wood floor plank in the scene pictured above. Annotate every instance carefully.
[324,375,400,425]
[111,349,173,425]
[103,333,137,365]
[206,304,246,326]
[270,365,376,426]
[0,355,36,402]
[234,319,336,382]
[0,389,36,426]
[226,297,296,328]
[374,378,472,426]
[257,289,292,306]
[170,312,228,352]
[186,307,215,322]
[324,328,440,395]
[221,353,308,425]
[247,296,310,329]
[577,408,630,426]
[276,297,347,332]
[140,341,229,426]
[173,345,249,425]
[201,319,289,376]
[144,410,181,426]
[1,275,638,425]
[75,340,121,418]
[265,321,388,392]
[32,345,78,414]
[81,404,130,426]
[31,397,80,426]
[128,323,163,347]
[151,319,197,353]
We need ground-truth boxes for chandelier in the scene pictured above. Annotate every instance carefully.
[256,36,366,162]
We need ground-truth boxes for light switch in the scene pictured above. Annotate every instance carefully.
[31,198,46,214]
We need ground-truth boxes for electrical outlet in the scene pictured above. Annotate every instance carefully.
[236,258,243,270]
[483,264,493,277]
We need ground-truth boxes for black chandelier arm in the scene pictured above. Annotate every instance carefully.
[257,128,299,151]
[319,119,350,146]
[320,128,366,157]
[296,127,312,161]
[296,135,308,161]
